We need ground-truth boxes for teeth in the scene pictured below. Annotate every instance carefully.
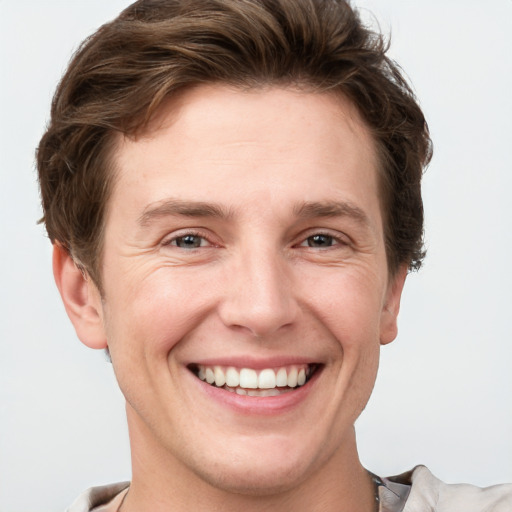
[194,364,314,393]
[205,367,215,384]
[287,367,298,387]
[247,388,282,397]
[239,368,258,389]
[297,368,306,386]
[276,367,287,387]
[258,369,276,389]
[225,367,239,387]
[214,366,226,387]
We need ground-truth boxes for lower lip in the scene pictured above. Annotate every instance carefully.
[189,368,320,416]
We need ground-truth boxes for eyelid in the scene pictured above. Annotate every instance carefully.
[161,228,218,248]
[295,229,350,248]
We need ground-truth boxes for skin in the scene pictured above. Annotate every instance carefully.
[54,85,407,511]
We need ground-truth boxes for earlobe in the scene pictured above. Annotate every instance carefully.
[379,265,408,346]
[52,244,107,349]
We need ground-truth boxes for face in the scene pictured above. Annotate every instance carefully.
[84,86,405,494]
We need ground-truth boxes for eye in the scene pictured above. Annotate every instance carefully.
[168,234,209,249]
[304,234,335,248]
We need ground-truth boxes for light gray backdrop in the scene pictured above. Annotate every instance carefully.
[1,1,511,511]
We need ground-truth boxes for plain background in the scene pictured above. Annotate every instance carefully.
[1,1,511,511]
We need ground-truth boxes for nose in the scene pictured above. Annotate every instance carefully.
[217,248,298,337]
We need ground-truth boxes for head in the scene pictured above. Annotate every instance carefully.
[38,0,431,289]
[38,0,432,501]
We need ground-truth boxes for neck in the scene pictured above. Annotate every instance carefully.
[122,406,376,512]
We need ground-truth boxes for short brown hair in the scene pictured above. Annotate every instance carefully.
[37,0,432,285]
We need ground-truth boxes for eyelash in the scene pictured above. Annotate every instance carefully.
[296,231,348,250]
[161,229,348,251]
[162,230,213,250]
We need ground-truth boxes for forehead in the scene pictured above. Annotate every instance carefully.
[109,85,381,225]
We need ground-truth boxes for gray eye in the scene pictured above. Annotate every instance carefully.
[307,234,334,247]
[174,235,204,248]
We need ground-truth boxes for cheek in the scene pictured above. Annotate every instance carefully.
[301,266,386,348]
[102,271,214,417]
[105,267,221,360]
[344,344,380,423]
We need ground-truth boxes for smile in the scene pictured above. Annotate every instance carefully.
[189,364,318,397]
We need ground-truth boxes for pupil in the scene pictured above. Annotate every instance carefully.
[308,234,332,247]
[177,235,201,248]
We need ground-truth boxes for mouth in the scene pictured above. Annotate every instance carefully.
[188,363,320,397]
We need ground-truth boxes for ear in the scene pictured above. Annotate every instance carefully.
[379,265,408,346]
[52,244,107,349]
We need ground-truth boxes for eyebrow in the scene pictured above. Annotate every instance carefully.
[293,200,371,227]
[138,198,232,227]
[138,197,371,229]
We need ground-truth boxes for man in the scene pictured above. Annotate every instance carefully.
[36,0,511,510]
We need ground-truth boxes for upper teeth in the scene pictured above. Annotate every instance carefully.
[196,364,310,389]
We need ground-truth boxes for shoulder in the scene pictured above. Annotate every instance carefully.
[392,466,512,512]
[65,482,130,512]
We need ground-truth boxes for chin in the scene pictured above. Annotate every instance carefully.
[184,433,329,497]
[194,457,313,497]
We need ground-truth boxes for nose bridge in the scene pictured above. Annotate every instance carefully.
[219,242,297,337]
